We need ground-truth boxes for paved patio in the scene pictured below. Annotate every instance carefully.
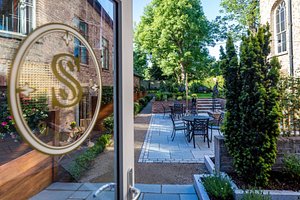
[30,182,198,200]
[138,114,216,163]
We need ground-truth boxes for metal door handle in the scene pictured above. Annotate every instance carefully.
[93,182,116,198]
[129,186,141,200]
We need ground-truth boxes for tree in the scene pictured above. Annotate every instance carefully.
[223,25,281,186]
[133,44,147,77]
[135,0,211,101]
[217,0,260,40]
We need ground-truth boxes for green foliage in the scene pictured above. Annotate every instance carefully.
[202,174,234,200]
[283,154,300,179]
[103,115,114,134]
[69,134,111,180]
[134,102,141,115]
[134,42,147,77]
[279,77,300,136]
[223,26,281,186]
[242,190,271,200]
[217,0,260,40]
[102,86,113,105]
[201,76,224,91]
[135,0,211,95]
[177,96,183,101]
[134,96,152,115]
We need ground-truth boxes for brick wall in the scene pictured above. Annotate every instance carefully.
[260,0,300,77]
[215,135,300,173]
[152,100,189,113]
[0,0,114,87]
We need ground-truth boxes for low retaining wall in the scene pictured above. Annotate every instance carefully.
[215,135,300,173]
[152,100,188,113]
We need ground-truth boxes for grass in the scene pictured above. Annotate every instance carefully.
[196,93,213,98]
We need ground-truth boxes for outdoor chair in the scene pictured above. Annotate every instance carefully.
[189,103,198,116]
[170,114,187,141]
[208,112,224,142]
[161,103,171,118]
[191,118,209,148]
[173,103,184,119]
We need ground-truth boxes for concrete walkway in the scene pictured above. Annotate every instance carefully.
[30,182,199,200]
[138,114,215,163]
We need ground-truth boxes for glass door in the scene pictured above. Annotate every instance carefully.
[0,0,135,199]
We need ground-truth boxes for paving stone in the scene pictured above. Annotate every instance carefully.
[68,191,91,199]
[138,114,216,163]
[30,190,74,200]
[143,194,180,200]
[78,183,107,191]
[135,184,161,193]
[86,191,114,200]
[162,185,196,194]
[180,194,199,200]
[46,183,82,191]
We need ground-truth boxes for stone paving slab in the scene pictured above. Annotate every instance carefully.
[31,183,199,200]
[139,114,216,163]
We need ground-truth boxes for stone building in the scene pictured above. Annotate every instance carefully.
[0,0,114,130]
[260,0,300,77]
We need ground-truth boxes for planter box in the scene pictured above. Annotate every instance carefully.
[194,173,300,200]
[214,135,300,173]
[193,174,238,200]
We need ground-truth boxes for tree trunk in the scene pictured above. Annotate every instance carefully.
[180,62,189,111]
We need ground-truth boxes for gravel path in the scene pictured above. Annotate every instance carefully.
[80,100,208,184]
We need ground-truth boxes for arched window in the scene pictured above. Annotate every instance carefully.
[276,1,287,53]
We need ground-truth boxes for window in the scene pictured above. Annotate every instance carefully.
[102,37,109,69]
[0,0,34,35]
[74,17,88,64]
[276,1,287,53]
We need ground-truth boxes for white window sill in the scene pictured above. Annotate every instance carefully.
[0,31,26,40]
[275,51,288,57]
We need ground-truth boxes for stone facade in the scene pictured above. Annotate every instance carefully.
[214,135,300,173]
[260,0,300,77]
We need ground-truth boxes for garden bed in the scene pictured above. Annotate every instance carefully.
[228,172,300,191]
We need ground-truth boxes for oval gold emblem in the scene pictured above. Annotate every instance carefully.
[9,23,102,155]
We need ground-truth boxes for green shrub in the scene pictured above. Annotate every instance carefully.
[155,91,163,101]
[283,154,300,179]
[202,174,234,200]
[177,96,183,101]
[103,115,114,134]
[102,86,113,105]
[191,93,197,98]
[144,95,152,102]
[223,27,281,186]
[139,98,146,107]
[134,102,141,115]
[69,134,111,180]
[242,190,271,200]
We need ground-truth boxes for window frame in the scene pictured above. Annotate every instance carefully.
[73,17,89,65]
[101,37,109,70]
[275,1,287,54]
[0,0,36,37]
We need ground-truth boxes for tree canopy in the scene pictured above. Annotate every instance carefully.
[215,0,260,40]
[135,0,211,94]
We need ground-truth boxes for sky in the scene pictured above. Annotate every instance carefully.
[133,0,223,59]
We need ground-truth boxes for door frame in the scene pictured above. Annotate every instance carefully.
[114,0,134,199]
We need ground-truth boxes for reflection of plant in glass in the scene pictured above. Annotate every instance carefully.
[21,96,49,132]
[67,121,83,143]
[0,93,18,141]
[70,121,77,129]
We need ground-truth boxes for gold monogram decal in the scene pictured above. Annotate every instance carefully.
[51,53,83,108]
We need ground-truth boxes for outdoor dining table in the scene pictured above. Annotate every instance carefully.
[182,115,214,142]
